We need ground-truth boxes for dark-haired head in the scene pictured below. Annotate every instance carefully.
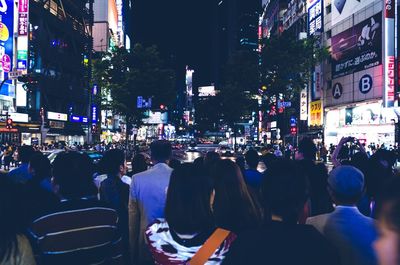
[52,152,97,199]
[374,177,400,264]
[100,149,126,176]
[212,159,262,232]
[131,153,148,174]
[18,145,35,163]
[204,151,220,168]
[150,140,172,163]
[297,138,317,161]
[165,163,214,234]
[262,159,309,223]
[0,174,25,262]
[28,152,51,182]
[261,153,277,169]
[245,149,260,169]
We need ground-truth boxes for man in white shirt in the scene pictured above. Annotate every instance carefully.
[129,140,173,264]
[306,165,377,265]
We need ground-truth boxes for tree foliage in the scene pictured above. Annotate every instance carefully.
[218,51,259,125]
[93,44,176,125]
[260,32,329,100]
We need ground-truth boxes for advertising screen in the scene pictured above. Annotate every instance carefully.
[0,0,14,96]
[331,13,382,79]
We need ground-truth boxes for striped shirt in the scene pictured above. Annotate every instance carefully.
[29,198,124,265]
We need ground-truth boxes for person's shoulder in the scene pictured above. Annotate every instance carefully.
[306,212,331,224]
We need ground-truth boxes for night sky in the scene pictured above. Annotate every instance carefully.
[130,0,216,88]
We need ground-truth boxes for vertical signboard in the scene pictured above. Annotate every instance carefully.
[383,0,395,107]
[307,0,323,36]
[300,89,308,120]
[309,100,322,126]
[17,0,29,72]
[0,0,14,95]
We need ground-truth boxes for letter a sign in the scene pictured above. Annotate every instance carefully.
[332,83,343,99]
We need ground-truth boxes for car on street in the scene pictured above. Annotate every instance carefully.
[216,145,235,157]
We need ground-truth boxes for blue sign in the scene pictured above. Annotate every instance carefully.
[359,74,373,94]
[91,105,97,123]
[308,0,323,36]
[290,116,297,126]
[137,96,143,108]
[71,115,88,123]
[0,0,14,96]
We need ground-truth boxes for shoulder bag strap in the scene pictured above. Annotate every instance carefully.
[189,228,231,265]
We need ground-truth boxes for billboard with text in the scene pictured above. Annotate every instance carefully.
[331,12,382,79]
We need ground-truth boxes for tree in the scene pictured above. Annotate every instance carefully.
[218,51,259,149]
[93,44,176,144]
[260,31,329,101]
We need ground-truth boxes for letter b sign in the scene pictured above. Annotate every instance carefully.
[359,74,373,94]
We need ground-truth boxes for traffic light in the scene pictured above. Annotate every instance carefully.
[290,126,297,135]
[290,116,297,135]
[17,74,40,91]
[6,118,13,129]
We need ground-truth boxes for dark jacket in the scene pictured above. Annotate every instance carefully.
[223,221,340,265]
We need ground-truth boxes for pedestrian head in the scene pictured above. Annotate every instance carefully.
[165,163,214,234]
[150,140,172,163]
[18,145,35,163]
[204,151,221,169]
[262,159,309,223]
[296,138,317,161]
[28,152,51,182]
[52,152,97,199]
[245,149,259,169]
[261,153,277,169]
[131,153,148,174]
[100,149,126,177]
[327,165,364,206]
[212,159,262,232]
[374,177,400,265]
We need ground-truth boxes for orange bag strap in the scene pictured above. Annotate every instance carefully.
[189,228,231,265]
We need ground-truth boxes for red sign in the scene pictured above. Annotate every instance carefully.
[18,13,28,36]
[385,0,395,18]
[387,56,395,102]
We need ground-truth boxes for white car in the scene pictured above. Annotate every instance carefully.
[216,145,235,157]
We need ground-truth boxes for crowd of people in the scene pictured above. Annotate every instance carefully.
[1,138,400,265]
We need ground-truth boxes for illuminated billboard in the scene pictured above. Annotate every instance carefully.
[307,0,323,36]
[0,0,14,96]
[198,86,216,97]
[143,111,168,125]
[331,13,382,79]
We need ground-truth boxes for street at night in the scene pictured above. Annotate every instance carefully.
[1,0,400,265]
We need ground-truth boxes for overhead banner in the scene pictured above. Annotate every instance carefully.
[331,12,382,79]
[332,0,374,26]
[383,0,395,107]
[0,0,14,96]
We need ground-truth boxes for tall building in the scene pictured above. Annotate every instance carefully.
[322,0,397,147]
[0,0,93,145]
